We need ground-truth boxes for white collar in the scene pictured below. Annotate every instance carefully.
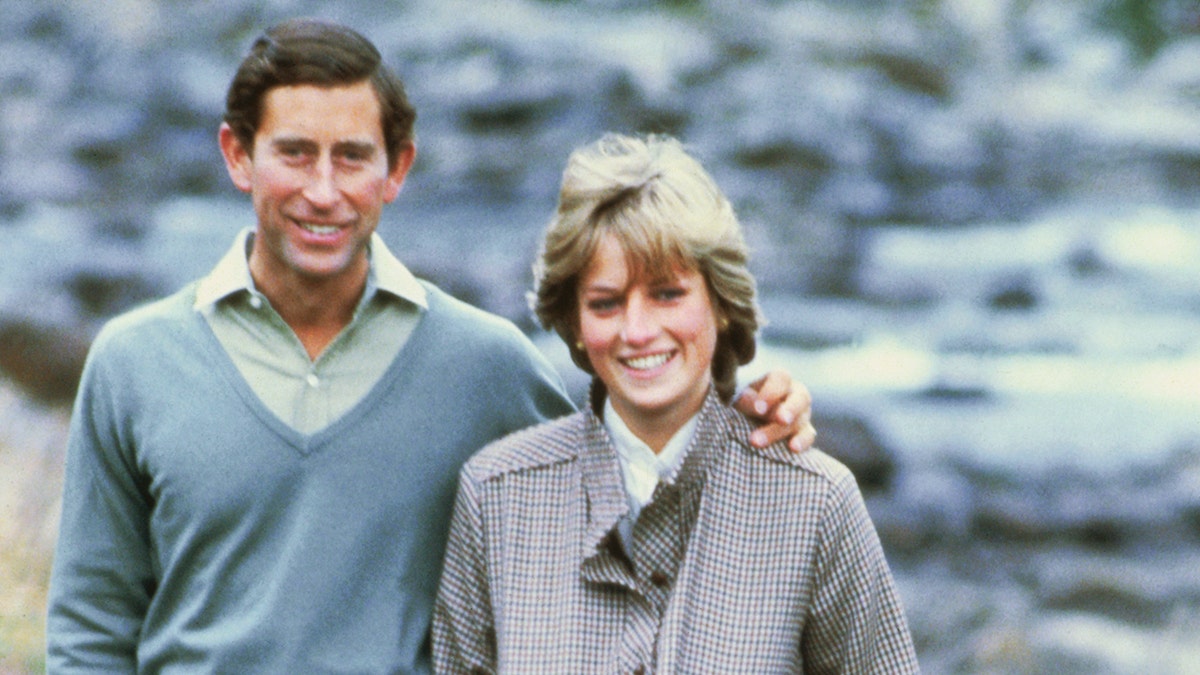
[194,228,429,310]
[603,397,700,520]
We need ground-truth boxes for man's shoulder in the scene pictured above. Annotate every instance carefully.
[93,283,199,348]
[418,282,551,370]
[462,412,586,483]
[75,283,204,394]
[412,281,575,425]
[422,283,526,343]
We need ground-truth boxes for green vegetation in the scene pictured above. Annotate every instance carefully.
[1097,0,1197,62]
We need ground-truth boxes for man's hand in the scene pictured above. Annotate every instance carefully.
[734,371,816,453]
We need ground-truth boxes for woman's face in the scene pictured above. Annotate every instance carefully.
[576,234,719,447]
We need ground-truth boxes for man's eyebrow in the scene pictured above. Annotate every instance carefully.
[270,136,316,150]
[333,140,379,156]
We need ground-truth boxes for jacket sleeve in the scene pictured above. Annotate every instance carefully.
[801,472,921,674]
[46,334,155,673]
[432,469,498,674]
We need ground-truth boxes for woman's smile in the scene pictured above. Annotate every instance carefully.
[621,350,675,372]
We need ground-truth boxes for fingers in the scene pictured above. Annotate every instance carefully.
[747,371,812,426]
[773,378,812,428]
[749,423,782,449]
[743,371,794,422]
[788,411,817,454]
[748,408,814,450]
[739,371,816,453]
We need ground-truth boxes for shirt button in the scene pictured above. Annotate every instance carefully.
[632,667,645,675]
[248,294,263,309]
[306,373,320,388]
[650,570,668,587]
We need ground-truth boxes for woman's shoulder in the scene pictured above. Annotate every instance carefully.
[462,411,589,483]
[713,402,857,487]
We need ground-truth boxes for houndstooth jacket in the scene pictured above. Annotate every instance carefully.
[432,390,919,674]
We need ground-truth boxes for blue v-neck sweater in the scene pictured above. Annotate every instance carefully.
[48,281,574,674]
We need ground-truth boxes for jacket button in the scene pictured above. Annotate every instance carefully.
[649,570,668,587]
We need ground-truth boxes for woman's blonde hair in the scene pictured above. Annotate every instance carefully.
[532,133,762,403]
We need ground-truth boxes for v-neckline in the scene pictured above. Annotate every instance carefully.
[192,285,434,456]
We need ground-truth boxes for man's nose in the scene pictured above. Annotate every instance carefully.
[303,158,339,207]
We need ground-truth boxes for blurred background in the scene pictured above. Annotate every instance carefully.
[2,0,1199,672]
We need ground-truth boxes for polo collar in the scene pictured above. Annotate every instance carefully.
[194,228,428,311]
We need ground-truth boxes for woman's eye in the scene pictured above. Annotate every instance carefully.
[586,298,618,312]
[653,287,685,301]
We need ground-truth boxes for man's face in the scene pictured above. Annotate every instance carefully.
[219,81,414,293]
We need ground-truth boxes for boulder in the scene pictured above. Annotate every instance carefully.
[0,318,91,405]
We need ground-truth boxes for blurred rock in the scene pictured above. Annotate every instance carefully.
[986,275,1040,311]
[5,0,1200,315]
[1041,577,1169,626]
[0,318,91,405]
[811,413,896,492]
[64,268,161,319]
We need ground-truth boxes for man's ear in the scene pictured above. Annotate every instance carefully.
[383,142,416,204]
[218,123,254,194]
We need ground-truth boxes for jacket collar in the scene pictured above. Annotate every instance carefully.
[578,388,734,587]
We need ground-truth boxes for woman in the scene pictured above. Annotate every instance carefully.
[432,134,918,673]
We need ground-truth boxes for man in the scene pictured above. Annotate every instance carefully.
[46,18,814,673]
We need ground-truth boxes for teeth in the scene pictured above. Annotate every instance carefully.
[299,222,340,236]
[625,353,670,370]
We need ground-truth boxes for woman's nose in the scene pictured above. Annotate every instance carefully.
[620,294,657,345]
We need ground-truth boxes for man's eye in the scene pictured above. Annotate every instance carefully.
[337,144,376,163]
[653,288,685,301]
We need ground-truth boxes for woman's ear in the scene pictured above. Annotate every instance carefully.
[714,302,730,332]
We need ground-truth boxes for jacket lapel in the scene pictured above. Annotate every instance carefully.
[577,407,638,591]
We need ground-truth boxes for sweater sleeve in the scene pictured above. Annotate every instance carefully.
[499,339,575,434]
[46,329,155,673]
[801,472,920,674]
[424,285,576,439]
[471,314,576,437]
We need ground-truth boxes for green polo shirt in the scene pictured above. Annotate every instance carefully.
[194,228,426,434]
